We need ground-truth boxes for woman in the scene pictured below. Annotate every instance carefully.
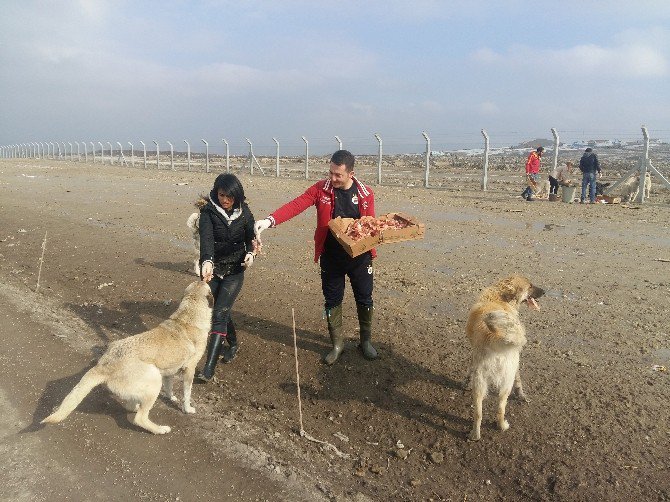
[197,173,256,381]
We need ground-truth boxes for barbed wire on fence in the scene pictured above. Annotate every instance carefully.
[1,126,669,201]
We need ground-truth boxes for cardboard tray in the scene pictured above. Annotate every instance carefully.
[328,212,425,258]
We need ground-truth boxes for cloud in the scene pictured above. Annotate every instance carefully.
[477,101,500,115]
[472,31,669,79]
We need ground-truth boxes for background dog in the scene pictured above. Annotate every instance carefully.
[618,172,651,202]
[42,280,214,434]
[186,195,208,276]
[465,275,544,441]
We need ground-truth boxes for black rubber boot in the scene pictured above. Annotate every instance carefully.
[198,332,225,381]
[222,319,238,363]
[323,304,345,365]
[356,303,378,360]
[521,187,530,200]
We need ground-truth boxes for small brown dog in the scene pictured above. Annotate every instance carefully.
[464,275,544,441]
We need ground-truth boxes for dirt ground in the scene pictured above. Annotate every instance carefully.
[0,159,668,501]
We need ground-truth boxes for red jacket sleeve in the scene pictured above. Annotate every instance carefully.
[269,182,319,226]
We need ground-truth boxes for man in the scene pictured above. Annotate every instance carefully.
[579,147,602,204]
[522,146,544,201]
[254,150,378,365]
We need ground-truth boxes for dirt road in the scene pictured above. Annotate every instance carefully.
[0,159,668,501]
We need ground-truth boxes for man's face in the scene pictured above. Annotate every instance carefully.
[329,162,354,189]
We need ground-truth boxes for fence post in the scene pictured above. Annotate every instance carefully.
[116,142,126,166]
[75,142,80,161]
[128,142,134,167]
[107,142,113,165]
[245,138,254,175]
[273,137,280,176]
[302,136,309,179]
[481,129,489,191]
[98,142,104,162]
[222,139,230,172]
[140,141,147,168]
[422,131,431,188]
[335,135,342,150]
[636,126,650,203]
[374,133,382,185]
[201,139,209,173]
[184,140,191,171]
[551,127,559,178]
[90,142,95,163]
[153,141,159,169]
[61,142,66,159]
[167,141,174,170]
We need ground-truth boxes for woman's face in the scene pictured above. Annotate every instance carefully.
[217,189,235,210]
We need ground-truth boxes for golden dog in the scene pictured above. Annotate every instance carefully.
[465,275,544,441]
[186,195,208,276]
[42,280,214,434]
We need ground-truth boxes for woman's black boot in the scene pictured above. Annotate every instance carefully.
[199,332,225,381]
[222,319,238,363]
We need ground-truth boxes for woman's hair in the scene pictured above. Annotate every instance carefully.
[566,161,574,167]
[212,173,245,207]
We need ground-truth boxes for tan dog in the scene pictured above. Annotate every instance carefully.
[619,172,652,202]
[631,172,652,202]
[42,281,214,434]
[534,179,551,199]
[186,195,208,276]
[465,275,544,441]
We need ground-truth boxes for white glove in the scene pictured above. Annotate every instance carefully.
[254,218,272,242]
[242,252,254,268]
[201,261,214,282]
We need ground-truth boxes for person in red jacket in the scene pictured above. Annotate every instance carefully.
[522,146,544,201]
[254,150,378,365]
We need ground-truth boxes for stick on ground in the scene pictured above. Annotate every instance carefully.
[36,230,48,292]
[291,308,350,459]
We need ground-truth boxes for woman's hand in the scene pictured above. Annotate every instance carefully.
[201,261,214,282]
[242,252,255,268]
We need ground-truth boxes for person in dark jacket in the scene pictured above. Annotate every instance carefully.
[197,173,256,381]
[579,148,602,203]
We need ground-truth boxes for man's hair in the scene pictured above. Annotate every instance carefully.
[536,146,544,153]
[585,147,593,152]
[212,173,246,207]
[330,150,355,171]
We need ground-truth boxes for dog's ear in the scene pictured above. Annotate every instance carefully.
[498,279,519,303]
[499,285,517,303]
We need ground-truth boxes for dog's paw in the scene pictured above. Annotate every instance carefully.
[467,430,481,442]
[169,394,179,403]
[499,420,510,431]
[154,425,172,434]
[183,405,196,414]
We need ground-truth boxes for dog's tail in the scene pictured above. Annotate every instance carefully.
[41,367,107,424]
[186,212,200,232]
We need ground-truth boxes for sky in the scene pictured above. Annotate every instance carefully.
[1,0,669,154]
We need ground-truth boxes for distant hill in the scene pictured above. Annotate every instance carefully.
[512,138,554,149]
